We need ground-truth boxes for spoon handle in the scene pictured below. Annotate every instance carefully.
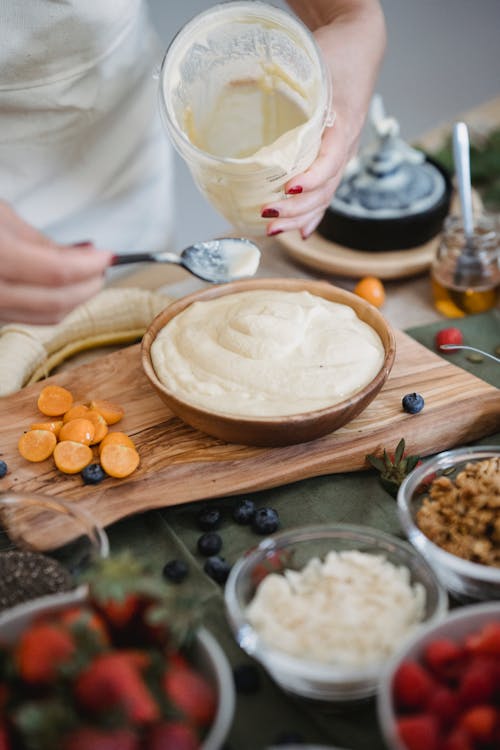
[111,253,157,265]
[452,122,474,239]
[439,344,500,363]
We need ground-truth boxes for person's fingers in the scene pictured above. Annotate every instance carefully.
[264,175,339,222]
[265,206,327,239]
[285,130,345,195]
[260,124,351,229]
[0,275,106,324]
[1,242,112,286]
[299,209,326,240]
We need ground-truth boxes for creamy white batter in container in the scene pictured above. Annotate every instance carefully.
[150,289,385,418]
[159,1,333,234]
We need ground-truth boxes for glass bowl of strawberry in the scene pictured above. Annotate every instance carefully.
[377,600,500,750]
[397,446,500,602]
[225,524,447,702]
[0,553,235,750]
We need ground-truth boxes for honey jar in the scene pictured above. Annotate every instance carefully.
[431,214,500,316]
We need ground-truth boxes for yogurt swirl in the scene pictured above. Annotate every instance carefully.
[150,290,385,417]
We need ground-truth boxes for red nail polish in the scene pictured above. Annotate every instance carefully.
[261,208,280,219]
[71,240,94,247]
[287,186,303,195]
[268,229,283,236]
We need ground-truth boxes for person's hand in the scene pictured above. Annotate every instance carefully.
[262,0,386,239]
[261,112,355,240]
[0,201,112,325]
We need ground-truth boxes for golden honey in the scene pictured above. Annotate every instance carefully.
[431,214,499,317]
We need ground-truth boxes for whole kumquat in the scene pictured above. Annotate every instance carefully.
[353,276,386,308]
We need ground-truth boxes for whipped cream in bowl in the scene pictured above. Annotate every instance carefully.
[141,278,396,446]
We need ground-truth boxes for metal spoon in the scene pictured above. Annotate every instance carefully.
[111,237,261,283]
[452,122,482,285]
[439,344,500,363]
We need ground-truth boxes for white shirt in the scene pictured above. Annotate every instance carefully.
[0,0,174,254]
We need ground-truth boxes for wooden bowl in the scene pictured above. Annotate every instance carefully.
[141,278,396,446]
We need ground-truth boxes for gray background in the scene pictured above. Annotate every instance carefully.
[147,0,500,250]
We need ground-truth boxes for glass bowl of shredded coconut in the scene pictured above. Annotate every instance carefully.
[224,524,447,701]
[397,446,500,602]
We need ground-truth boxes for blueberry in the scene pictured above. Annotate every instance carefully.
[81,463,107,484]
[252,508,280,536]
[232,498,256,525]
[204,556,231,584]
[197,506,222,531]
[402,392,425,414]
[197,532,222,557]
[233,663,261,694]
[163,559,189,584]
[0,461,7,479]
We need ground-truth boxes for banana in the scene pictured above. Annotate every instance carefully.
[0,288,171,397]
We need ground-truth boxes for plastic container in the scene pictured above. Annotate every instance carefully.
[224,524,447,702]
[159,1,333,234]
[397,446,500,602]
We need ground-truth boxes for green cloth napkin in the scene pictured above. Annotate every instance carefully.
[407,308,500,389]
[107,310,500,750]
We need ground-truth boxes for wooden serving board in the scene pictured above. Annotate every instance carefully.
[0,330,499,549]
[275,228,441,281]
[274,191,484,281]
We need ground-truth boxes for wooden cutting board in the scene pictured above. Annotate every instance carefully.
[0,329,499,548]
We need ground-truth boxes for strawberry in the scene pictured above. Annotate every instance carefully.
[459,705,498,743]
[396,714,440,750]
[59,606,110,645]
[423,639,465,682]
[62,727,139,750]
[458,660,496,707]
[427,686,460,729]
[251,549,292,586]
[97,594,145,630]
[147,721,200,750]
[15,621,75,684]
[435,327,463,353]
[393,660,434,711]
[74,651,159,724]
[465,621,500,657]
[83,552,167,641]
[441,728,473,750]
[163,653,216,727]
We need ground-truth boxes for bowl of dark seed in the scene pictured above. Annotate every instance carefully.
[0,492,109,623]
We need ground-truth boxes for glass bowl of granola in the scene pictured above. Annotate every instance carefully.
[397,446,500,602]
[225,524,447,702]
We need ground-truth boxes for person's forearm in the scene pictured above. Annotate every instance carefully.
[261,0,386,237]
[287,0,386,145]
[286,0,385,35]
